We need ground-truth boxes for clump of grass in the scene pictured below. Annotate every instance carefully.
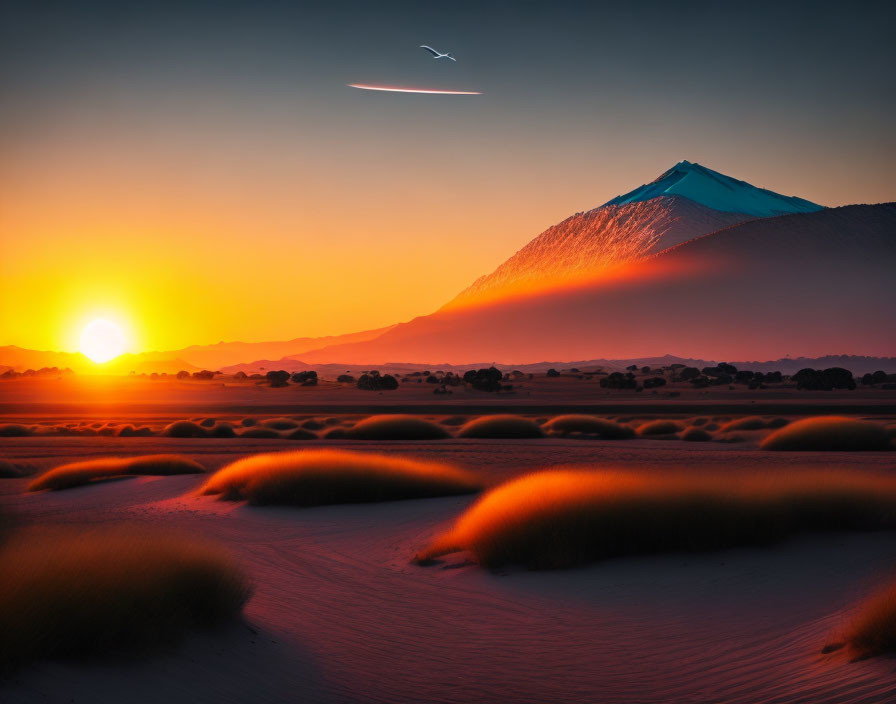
[637,420,683,436]
[211,422,237,438]
[417,469,896,569]
[844,579,896,658]
[240,427,281,439]
[719,416,767,432]
[0,525,251,666]
[162,421,209,438]
[457,415,544,439]
[200,449,482,506]
[261,418,299,430]
[761,416,892,451]
[542,415,634,439]
[28,455,205,492]
[680,427,712,442]
[0,424,31,437]
[346,415,450,440]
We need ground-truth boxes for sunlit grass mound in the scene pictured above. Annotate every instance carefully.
[636,420,683,436]
[719,416,768,432]
[200,449,482,506]
[0,424,31,437]
[162,421,209,438]
[457,415,545,439]
[761,416,892,451]
[417,469,896,569]
[543,415,634,439]
[845,579,896,658]
[680,427,712,442]
[0,525,251,666]
[28,455,205,492]
[346,415,450,440]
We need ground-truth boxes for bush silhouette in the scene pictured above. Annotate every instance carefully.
[546,369,561,378]
[291,371,318,386]
[792,367,856,390]
[464,367,503,392]
[642,377,666,389]
[266,370,291,387]
[337,374,355,383]
[637,420,683,436]
[680,427,712,442]
[163,421,209,438]
[357,372,399,391]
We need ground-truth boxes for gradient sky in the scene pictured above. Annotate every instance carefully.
[2,0,894,353]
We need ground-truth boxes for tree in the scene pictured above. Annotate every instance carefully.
[266,370,290,387]
[679,367,700,380]
[291,370,318,386]
[546,368,560,377]
[465,367,503,392]
[176,370,190,380]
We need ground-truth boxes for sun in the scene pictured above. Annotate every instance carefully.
[79,319,127,363]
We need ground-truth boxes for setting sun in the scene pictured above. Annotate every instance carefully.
[79,319,127,363]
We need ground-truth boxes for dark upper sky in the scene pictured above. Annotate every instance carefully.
[2,0,895,349]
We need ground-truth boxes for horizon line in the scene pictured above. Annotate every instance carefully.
[348,84,482,95]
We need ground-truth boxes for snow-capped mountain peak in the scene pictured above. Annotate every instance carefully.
[603,160,824,217]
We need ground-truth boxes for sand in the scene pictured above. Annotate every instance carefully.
[2,436,896,703]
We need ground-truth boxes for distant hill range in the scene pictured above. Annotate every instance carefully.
[3,162,892,373]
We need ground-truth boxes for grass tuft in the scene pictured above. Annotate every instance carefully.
[418,469,896,569]
[637,420,684,436]
[845,580,896,658]
[457,415,545,439]
[543,415,635,439]
[0,525,251,666]
[761,416,892,451]
[28,455,205,492]
[346,415,450,440]
[200,449,482,506]
[162,421,209,438]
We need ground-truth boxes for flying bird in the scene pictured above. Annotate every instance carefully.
[419,45,456,62]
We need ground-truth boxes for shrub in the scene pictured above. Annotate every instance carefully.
[417,469,896,569]
[458,415,545,439]
[637,420,683,436]
[845,579,896,657]
[211,423,237,438]
[0,525,251,665]
[642,377,666,389]
[336,374,355,384]
[719,416,767,432]
[793,367,856,391]
[200,449,482,506]
[266,370,290,387]
[192,370,215,380]
[464,367,503,392]
[357,372,399,391]
[261,418,299,430]
[600,372,637,390]
[346,415,450,440]
[680,427,712,441]
[291,371,318,386]
[0,424,31,437]
[546,368,560,377]
[761,416,891,451]
[199,418,216,428]
[678,367,700,380]
[163,421,209,438]
[542,415,634,439]
[176,370,190,380]
[28,455,205,492]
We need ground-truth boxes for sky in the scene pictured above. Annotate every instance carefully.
[1,0,894,353]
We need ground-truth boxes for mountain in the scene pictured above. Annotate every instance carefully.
[292,203,895,364]
[449,196,752,307]
[603,160,824,217]
[0,326,394,373]
[447,161,822,307]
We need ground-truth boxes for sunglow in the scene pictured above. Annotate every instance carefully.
[79,319,128,363]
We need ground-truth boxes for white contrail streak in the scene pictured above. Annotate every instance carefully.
[348,84,482,95]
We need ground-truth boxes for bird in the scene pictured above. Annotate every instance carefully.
[419,45,456,62]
